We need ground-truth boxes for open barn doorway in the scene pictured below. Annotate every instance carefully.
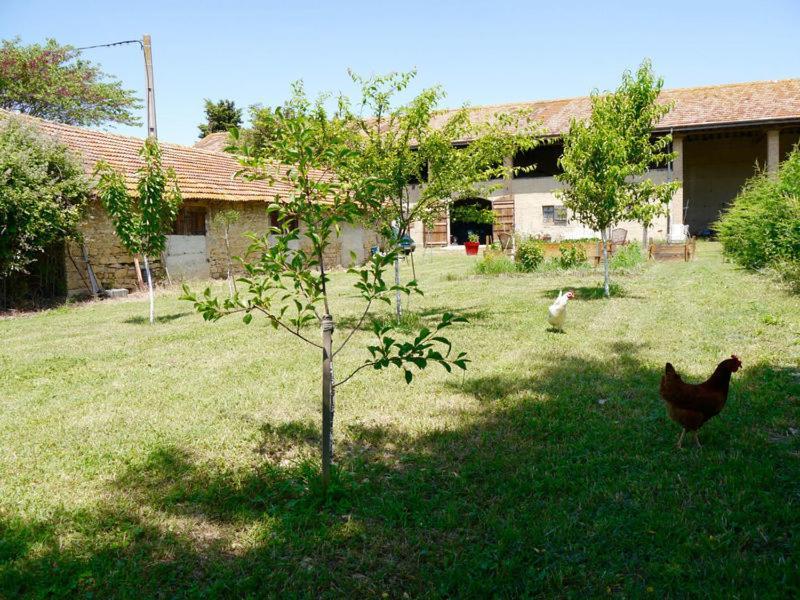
[449,198,493,245]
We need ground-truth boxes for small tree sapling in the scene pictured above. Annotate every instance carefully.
[211,209,240,298]
[557,60,677,296]
[96,138,182,323]
[181,86,469,492]
[340,70,540,319]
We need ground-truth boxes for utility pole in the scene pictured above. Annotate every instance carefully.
[142,34,157,139]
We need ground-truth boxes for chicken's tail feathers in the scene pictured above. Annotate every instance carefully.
[665,362,677,376]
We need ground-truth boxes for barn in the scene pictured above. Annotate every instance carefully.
[408,78,800,246]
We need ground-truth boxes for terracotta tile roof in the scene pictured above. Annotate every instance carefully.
[194,131,231,153]
[0,110,313,202]
[432,78,800,142]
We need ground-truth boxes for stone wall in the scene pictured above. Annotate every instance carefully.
[67,199,381,295]
[205,201,381,278]
[66,200,162,295]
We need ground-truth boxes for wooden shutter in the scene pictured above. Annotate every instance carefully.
[423,213,448,247]
[492,195,514,237]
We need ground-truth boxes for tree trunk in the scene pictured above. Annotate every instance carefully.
[143,254,155,324]
[642,225,649,250]
[394,255,402,322]
[321,314,335,492]
[224,230,234,298]
[601,229,610,298]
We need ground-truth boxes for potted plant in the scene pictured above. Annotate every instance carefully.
[465,232,480,255]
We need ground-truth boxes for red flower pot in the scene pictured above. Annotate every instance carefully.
[465,241,480,255]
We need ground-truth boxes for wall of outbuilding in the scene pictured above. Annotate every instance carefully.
[66,199,380,296]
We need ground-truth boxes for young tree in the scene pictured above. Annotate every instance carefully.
[182,85,468,491]
[0,37,141,127]
[557,60,677,296]
[211,209,240,298]
[198,99,243,138]
[339,70,542,320]
[0,116,89,280]
[96,138,182,323]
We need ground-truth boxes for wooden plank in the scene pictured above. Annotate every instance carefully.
[492,195,514,239]
[423,213,448,247]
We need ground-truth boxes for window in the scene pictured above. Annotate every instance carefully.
[513,143,564,178]
[543,205,568,225]
[172,207,207,235]
[269,212,300,232]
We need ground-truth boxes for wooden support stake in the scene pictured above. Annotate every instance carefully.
[133,255,145,291]
[321,314,335,491]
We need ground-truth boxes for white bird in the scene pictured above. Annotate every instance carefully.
[547,289,575,331]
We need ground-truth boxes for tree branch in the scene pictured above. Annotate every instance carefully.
[332,298,372,357]
[333,360,378,389]
[252,306,323,348]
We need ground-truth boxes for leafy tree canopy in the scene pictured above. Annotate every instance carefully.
[339,70,541,240]
[556,60,678,295]
[0,116,89,277]
[198,98,242,138]
[95,137,182,258]
[0,37,141,127]
[557,60,677,233]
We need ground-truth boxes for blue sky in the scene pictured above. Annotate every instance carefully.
[2,0,798,146]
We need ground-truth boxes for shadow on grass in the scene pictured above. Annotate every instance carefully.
[2,354,797,598]
[541,283,632,301]
[337,305,491,333]
[124,312,192,325]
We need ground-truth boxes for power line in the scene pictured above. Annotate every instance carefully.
[76,39,142,51]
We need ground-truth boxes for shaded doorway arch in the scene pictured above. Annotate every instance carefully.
[449,198,493,245]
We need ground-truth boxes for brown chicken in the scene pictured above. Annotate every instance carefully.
[659,355,742,448]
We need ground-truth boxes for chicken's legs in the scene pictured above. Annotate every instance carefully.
[677,430,686,449]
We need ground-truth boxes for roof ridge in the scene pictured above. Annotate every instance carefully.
[0,108,240,157]
[435,77,800,114]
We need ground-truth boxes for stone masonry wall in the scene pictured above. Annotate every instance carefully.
[206,201,381,278]
[66,200,162,295]
[67,199,381,295]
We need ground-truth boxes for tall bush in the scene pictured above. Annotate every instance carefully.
[716,148,800,271]
[0,116,88,279]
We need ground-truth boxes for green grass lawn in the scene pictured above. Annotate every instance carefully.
[1,242,799,598]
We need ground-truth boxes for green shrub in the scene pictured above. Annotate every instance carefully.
[610,243,645,270]
[716,148,800,270]
[557,242,589,269]
[515,238,544,272]
[774,260,800,293]
[476,248,517,275]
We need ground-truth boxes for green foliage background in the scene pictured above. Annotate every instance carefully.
[0,37,141,127]
[0,116,88,277]
[716,147,800,275]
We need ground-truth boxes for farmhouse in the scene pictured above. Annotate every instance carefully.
[402,78,800,246]
[2,111,379,297]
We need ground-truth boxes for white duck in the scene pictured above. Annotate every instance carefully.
[547,289,575,331]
